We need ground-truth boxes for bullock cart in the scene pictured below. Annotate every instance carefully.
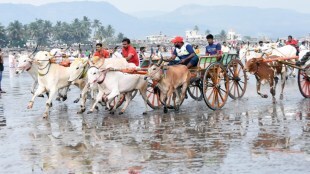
[187,54,248,102]
[137,54,247,110]
[112,53,248,110]
[262,56,310,98]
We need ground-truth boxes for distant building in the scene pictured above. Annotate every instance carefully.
[227,30,242,41]
[146,32,170,44]
[26,39,37,48]
[185,30,205,41]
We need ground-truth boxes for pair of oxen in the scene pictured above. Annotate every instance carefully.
[16,51,191,118]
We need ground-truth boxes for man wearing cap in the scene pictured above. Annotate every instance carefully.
[205,34,222,59]
[169,36,199,68]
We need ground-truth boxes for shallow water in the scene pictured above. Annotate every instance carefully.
[0,63,309,174]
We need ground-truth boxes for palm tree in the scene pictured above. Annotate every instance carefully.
[0,23,8,47]
[219,30,227,41]
[96,26,106,41]
[92,19,102,38]
[7,20,25,47]
[106,25,115,38]
[117,32,125,42]
[205,29,211,35]
[194,25,199,32]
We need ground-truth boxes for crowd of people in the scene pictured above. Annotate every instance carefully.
[1,34,308,95]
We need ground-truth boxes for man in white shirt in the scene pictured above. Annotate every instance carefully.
[299,41,308,52]
[221,42,230,53]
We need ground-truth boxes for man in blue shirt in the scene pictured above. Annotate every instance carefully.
[168,36,199,68]
[205,34,222,60]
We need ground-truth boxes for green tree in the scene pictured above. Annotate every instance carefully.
[219,30,227,41]
[106,25,115,38]
[28,19,53,45]
[6,20,26,47]
[205,29,211,35]
[0,23,8,47]
[194,25,199,32]
[92,19,101,38]
[117,32,125,42]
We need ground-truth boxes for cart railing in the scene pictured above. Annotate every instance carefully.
[262,56,302,70]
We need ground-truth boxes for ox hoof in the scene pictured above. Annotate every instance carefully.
[74,98,80,103]
[38,94,44,98]
[119,112,124,115]
[175,105,180,112]
[272,97,277,104]
[77,109,85,114]
[163,107,168,113]
[43,113,48,119]
[56,97,61,101]
[142,112,147,115]
[280,94,284,100]
[99,101,106,106]
[27,103,33,109]
[95,106,99,110]
[110,111,115,115]
[62,96,67,101]
[105,107,109,111]
[87,111,93,114]
[167,105,174,109]
[262,94,268,98]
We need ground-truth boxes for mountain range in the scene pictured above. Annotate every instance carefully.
[0,1,309,39]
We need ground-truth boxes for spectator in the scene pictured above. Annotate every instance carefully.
[122,38,139,66]
[299,41,307,52]
[221,42,230,54]
[0,49,5,93]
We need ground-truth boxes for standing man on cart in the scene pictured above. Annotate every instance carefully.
[205,34,222,60]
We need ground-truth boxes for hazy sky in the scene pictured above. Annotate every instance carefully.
[0,0,309,13]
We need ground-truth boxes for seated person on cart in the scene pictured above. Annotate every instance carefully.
[205,34,222,60]
[168,36,199,68]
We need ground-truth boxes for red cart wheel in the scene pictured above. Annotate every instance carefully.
[227,59,247,99]
[144,80,162,109]
[298,64,310,98]
[202,62,229,110]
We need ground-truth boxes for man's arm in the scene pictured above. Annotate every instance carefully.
[124,54,133,61]
[181,45,196,63]
[169,49,177,61]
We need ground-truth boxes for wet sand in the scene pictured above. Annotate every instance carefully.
[0,65,309,174]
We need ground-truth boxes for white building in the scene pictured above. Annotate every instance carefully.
[185,30,205,40]
[26,39,37,48]
[227,30,242,41]
[146,32,170,43]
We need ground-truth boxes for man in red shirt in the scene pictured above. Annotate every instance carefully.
[285,35,299,55]
[94,43,110,58]
[121,38,139,66]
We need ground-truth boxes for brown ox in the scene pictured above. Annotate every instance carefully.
[147,58,191,113]
[244,57,287,103]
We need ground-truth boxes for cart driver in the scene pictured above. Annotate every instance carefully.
[205,34,222,60]
[168,36,199,68]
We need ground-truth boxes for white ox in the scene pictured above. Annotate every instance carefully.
[27,51,86,118]
[86,65,148,115]
[68,57,137,114]
[263,45,297,77]
[16,54,40,94]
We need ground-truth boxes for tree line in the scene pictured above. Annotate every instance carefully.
[0,16,125,48]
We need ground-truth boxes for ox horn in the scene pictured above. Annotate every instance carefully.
[149,47,154,66]
[29,44,39,58]
[157,53,164,66]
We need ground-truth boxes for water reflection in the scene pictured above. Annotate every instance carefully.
[2,62,309,173]
[0,102,5,128]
